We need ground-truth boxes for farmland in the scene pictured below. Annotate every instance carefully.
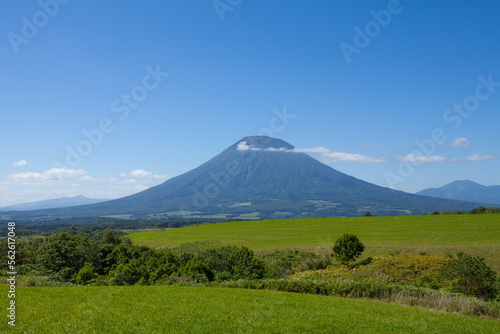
[129,214,500,270]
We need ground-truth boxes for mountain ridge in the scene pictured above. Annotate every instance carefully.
[417,180,500,205]
[0,136,487,220]
[0,195,109,211]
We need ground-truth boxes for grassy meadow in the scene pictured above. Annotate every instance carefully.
[4,285,499,333]
[129,214,500,270]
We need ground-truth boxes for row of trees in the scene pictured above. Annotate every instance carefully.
[427,206,500,215]
[2,230,330,286]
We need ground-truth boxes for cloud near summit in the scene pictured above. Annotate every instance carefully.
[237,141,386,163]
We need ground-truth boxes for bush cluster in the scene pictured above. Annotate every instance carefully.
[290,254,499,301]
[3,231,328,286]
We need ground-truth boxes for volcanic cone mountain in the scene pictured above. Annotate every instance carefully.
[2,136,484,220]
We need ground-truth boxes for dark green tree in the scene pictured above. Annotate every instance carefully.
[363,211,372,217]
[332,233,364,265]
[439,253,497,300]
[470,206,486,214]
[36,233,90,280]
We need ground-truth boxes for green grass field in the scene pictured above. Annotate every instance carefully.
[129,215,500,269]
[3,285,499,333]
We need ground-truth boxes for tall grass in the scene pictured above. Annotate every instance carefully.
[207,279,500,319]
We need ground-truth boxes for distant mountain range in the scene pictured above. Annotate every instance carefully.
[417,180,500,205]
[0,136,487,220]
[0,195,109,211]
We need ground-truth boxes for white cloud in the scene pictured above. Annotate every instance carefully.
[129,169,153,178]
[465,153,496,162]
[0,166,170,207]
[451,137,471,149]
[153,174,169,179]
[236,141,385,163]
[120,169,169,179]
[236,141,260,151]
[397,153,446,163]
[294,147,385,163]
[9,168,87,184]
[12,160,29,167]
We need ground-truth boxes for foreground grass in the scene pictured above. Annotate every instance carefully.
[129,215,500,269]
[2,285,499,333]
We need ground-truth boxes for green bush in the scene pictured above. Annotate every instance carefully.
[75,263,98,285]
[176,257,214,283]
[332,233,364,265]
[290,255,450,287]
[439,253,498,300]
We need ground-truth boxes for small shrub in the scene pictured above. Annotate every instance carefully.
[76,263,98,285]
[332,234,364,265]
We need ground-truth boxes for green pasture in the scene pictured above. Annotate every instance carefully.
[129,215,500,270]
[129,215,500,248]
[4,285,499,333]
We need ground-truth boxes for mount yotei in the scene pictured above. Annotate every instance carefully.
[2,136,485,220]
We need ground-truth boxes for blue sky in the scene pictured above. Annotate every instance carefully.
[1,0,499,206]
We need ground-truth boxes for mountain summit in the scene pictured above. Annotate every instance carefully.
[236,136,295,150]
[2,136,484,220]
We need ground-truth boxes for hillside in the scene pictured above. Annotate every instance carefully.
[417,180,500,205]
[1,136,486,220]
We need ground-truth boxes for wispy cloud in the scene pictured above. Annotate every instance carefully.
[397,153,447,163]
[450,137,471,149]
[9,168,87,184]
[12,160,29,167]
[130,169,153,178]
[236,141,260,151]
[236,141,386,163]
[120,169,169,179]
[294,147,386,163]
[465,153,496,162]
[395,152,496,163]
[1,167,169,207]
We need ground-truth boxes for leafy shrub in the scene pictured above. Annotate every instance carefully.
[290,255,450,287]
[259,250,330,279]
[439,253,498,300]
[76,262,98,285]
[228,246,265,280]
[332,234,364,265]
[176,257,214,283]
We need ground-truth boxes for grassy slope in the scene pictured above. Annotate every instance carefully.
[4,285,499,333]
[129,215,500,269]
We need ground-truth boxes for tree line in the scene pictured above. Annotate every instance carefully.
[1,230,330,286]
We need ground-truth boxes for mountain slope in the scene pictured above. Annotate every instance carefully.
[417,180,500,205]
[1,136,485,220]
[0,195,109,211]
